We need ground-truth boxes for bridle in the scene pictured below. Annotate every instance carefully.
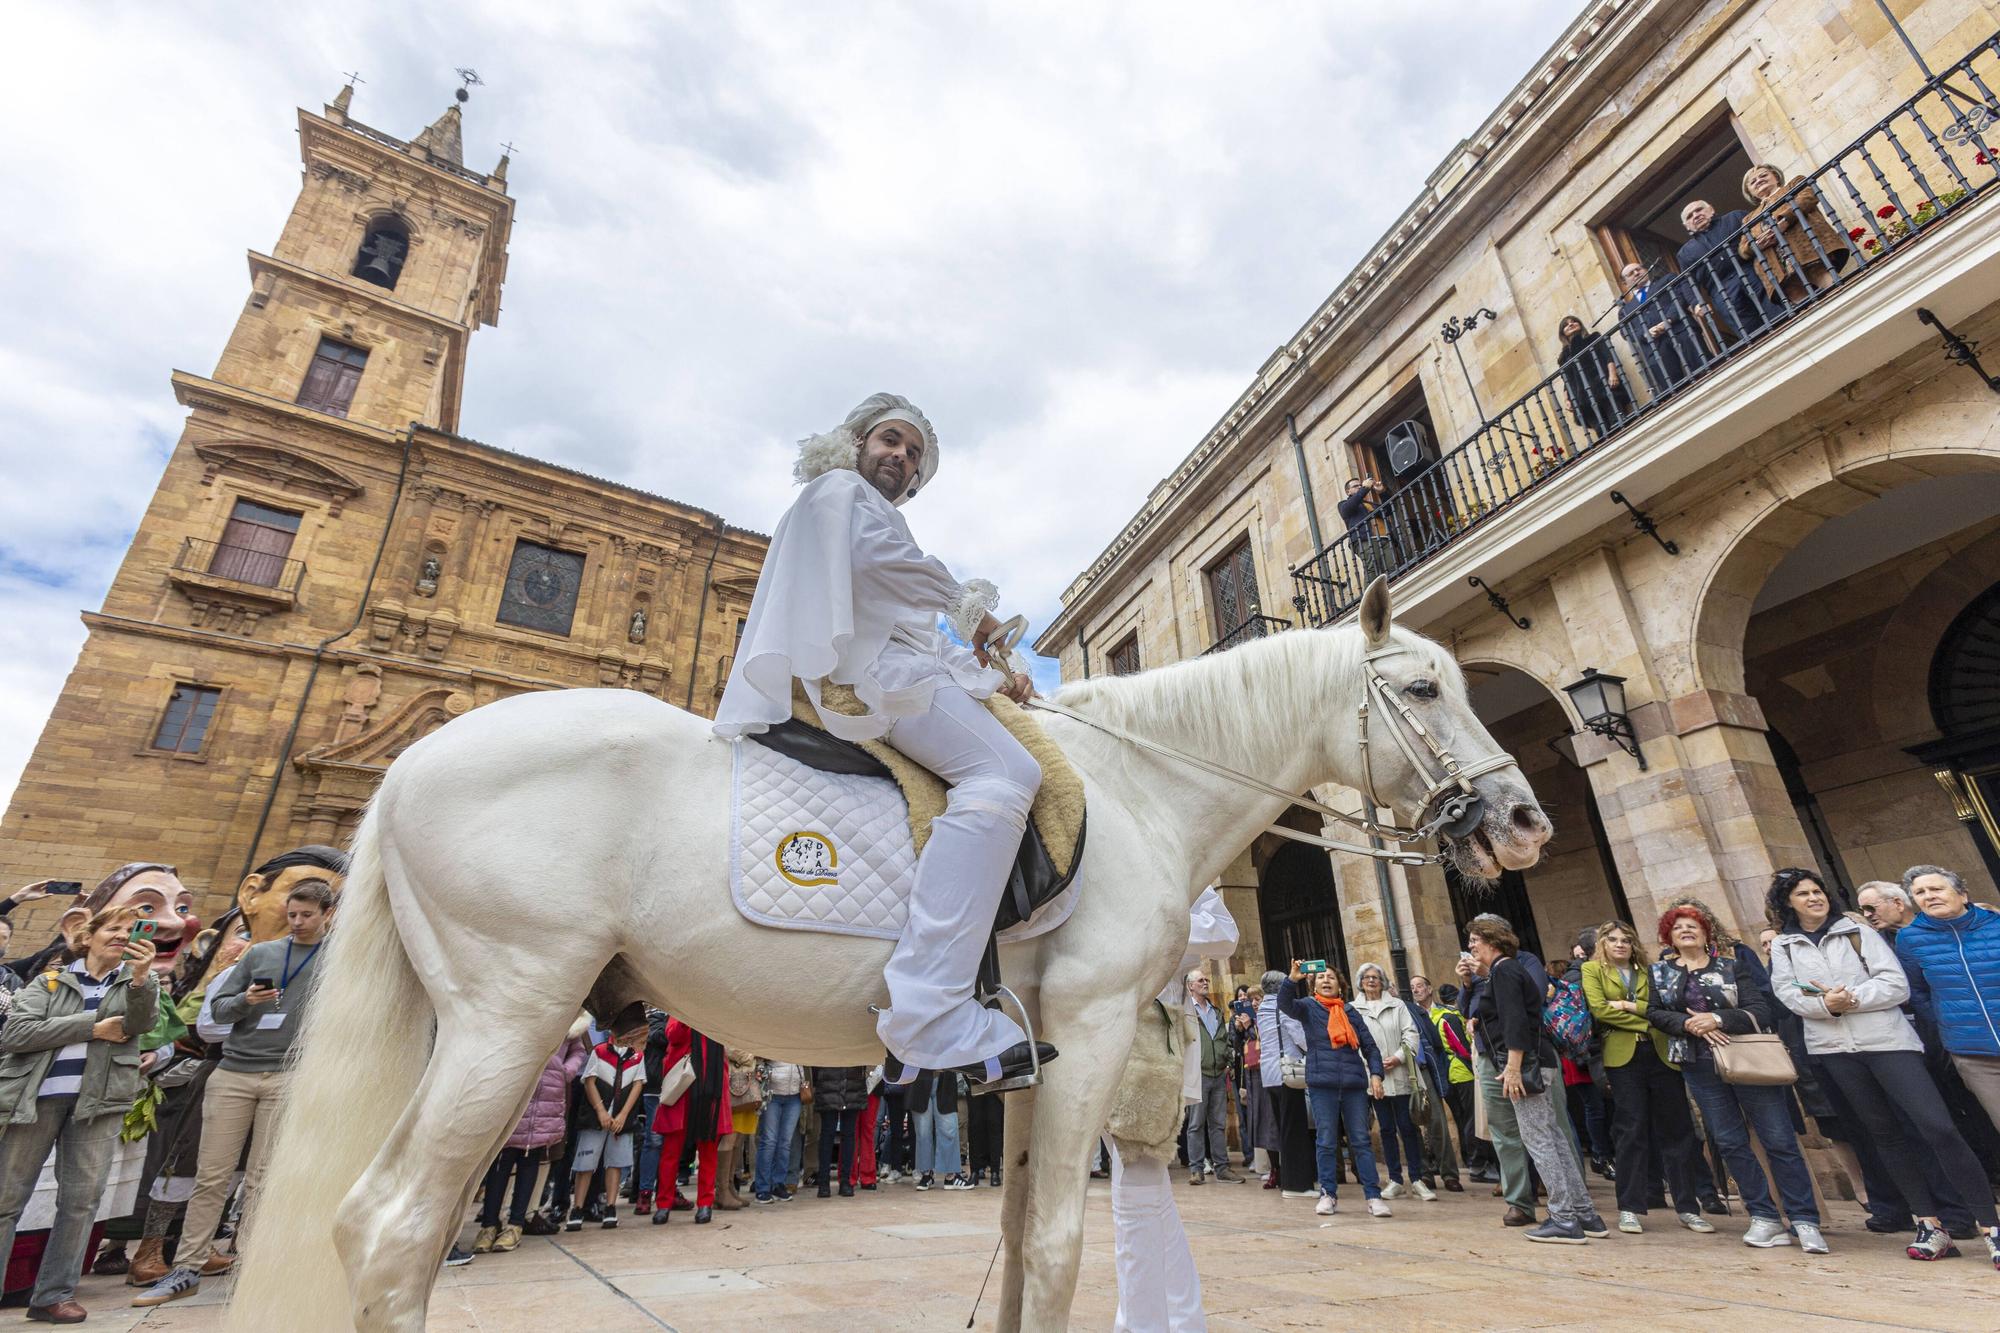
[1004,617,1519,866]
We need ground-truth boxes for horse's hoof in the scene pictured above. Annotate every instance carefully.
[651,1209,671,1226]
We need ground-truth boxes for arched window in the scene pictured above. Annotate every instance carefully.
[352,215,409,291]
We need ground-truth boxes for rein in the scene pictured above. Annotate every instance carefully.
[1025,641,1514,868]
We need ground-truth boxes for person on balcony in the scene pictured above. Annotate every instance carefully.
[1615,261,1702,396]
[1337,476,1394,587]
[1555,314,1633,441]
[1737,164,1851,311]
[1676,198,1767,347]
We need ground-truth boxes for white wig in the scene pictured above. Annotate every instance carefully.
[793,392,939,503]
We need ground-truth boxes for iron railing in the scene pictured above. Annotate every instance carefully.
[1204,614,1293,655]
[173,537,305,594]
[1293,33,2000,627]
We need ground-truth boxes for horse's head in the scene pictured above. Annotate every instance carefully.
[1345,579,1551,880]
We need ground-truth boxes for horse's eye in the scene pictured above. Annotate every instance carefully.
[1406,679,1439,700]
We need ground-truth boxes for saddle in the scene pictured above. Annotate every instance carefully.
[750,684,1086,932]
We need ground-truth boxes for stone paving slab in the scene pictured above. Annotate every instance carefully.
[51,1170,2000,1329]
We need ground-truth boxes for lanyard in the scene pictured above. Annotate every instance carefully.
[281,940,320,990]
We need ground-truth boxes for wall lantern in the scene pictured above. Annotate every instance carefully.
[1561,667,1647,769]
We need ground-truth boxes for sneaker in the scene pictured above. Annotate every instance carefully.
[1907,1221,1959,1261]
[1742,1217,1792,1248]
[1212,1165,1247,1184]
[1984,1227,2000,1271]
[633,1190,654,1214]
[1524,1218,1587,1245]
[1794,1221,1829,1255]
[1381,1182,1406,1200]
[471,1225,498,1253]
[1580,1213,1610,1239]
[1679,1212,1717,1234]
[493,1225,521,1252]
[442,1247,474,1268]
[772,1184,794,1202]
[601,1205,619,1229]
[915,1172,934,1192]
[564,1207,583,1233]
[1412,1180,1437,1202]
[1315,1194,1337,1216]
[943,1173,974,1190]
[1281,1189,1317,1200]
[1618,1211,1644,1234]
[1366,1198,1392,1218]
[130,1268,202,1308]
[754,1193,773,1204]
[1189,1167,1205,1186]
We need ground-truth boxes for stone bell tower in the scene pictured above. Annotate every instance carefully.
[211,81,515,433]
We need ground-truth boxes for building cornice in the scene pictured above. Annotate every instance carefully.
[171,371,405,448]
[1040,0,1675,651]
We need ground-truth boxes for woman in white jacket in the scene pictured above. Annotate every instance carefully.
[1353,963,1435,1202]
[1766,868,2000,1265]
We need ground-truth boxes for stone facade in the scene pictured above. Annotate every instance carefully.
[1037,0,2000,983]
[0,90,766,948]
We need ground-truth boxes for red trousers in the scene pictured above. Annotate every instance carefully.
[657,1129,718,1209]
[854,1094,881,1186]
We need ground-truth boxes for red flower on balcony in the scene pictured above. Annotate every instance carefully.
[1848,226,1867,240]
[1978,151,1991,166]
[1863,238,1881,252]
[1876,204,1899,218]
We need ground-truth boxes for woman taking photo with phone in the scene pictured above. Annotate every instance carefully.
[1766,867,2000,1265]
[1650,903,1826,1254]
[0,905,158,1324]
[1276,960,1389,1218]
[1580,921,1713,1235]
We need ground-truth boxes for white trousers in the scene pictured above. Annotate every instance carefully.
[1110,1142,1206,1333]
[876,686,1040,1069]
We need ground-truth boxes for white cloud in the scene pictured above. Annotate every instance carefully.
[0,0,1583,804]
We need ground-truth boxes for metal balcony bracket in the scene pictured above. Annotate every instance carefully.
[1608,491,1681,556]
[1466,576,1530,632]
[1916,308,2000,395]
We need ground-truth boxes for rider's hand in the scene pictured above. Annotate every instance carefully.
[1000,672,1033,705]
[971,612,1001,667]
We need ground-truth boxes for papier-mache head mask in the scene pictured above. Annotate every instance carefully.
[793,392,939,504]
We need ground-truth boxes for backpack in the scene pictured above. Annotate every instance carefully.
[1543,976,1593,1062]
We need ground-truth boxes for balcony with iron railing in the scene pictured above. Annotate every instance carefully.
[1292,34,2000,628]
[1204,614,1292,655]
[168,537,306,608]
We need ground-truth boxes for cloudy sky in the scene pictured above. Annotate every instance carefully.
[0,0,1582,807]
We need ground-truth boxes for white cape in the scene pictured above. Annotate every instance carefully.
[715,469,1002,742]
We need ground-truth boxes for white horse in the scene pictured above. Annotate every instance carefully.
[224,581,1550,1332]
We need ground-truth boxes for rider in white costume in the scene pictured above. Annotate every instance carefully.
[715,393,1054,1086]
[1111,886,1239,1333]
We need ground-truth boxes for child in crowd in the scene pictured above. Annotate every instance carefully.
[569,1012,647,1230]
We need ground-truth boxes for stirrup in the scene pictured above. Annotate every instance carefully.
[971,983,1043,1094]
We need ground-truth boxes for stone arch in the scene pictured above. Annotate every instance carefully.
[1690,430,2000,698]
[1870,525,2000,742]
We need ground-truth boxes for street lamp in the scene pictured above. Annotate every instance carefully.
[1561,667,1647,769]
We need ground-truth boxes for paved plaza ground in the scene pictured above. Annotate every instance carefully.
[53,1168,2000,1330]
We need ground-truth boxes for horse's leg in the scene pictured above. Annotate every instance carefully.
[337,1002,581,1333]
[994,1086,1036,1330]
[1016,1002,1140,1330]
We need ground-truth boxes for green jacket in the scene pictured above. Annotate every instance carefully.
[1192,1002,1229,1079]
[1581,959,1674,1069]
[0,963,161,1124]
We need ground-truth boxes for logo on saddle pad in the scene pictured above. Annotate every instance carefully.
[775,830,840,888]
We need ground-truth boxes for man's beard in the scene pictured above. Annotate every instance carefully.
[863,461,904,500]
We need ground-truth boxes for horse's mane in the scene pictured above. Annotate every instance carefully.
[1049,623,1465,772]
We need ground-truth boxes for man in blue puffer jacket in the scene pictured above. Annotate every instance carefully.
[1893,865,2000,1136]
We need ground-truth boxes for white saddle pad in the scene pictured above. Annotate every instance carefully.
[730,740,1076,943]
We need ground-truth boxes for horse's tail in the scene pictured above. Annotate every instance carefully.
[224,798,430,1331]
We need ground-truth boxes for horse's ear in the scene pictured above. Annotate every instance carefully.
[1359,576,1393,648]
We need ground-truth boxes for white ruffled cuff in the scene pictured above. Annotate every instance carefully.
[948,578,1001,643]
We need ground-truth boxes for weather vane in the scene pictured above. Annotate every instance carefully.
[454,67,484,104]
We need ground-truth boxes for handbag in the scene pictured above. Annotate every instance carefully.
[1280,1054,1307,1090]
[660,1053,695,1105]
[1711,1017,1797,1086]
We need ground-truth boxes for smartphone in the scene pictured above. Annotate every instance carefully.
[1790,980,1826,995]
[251,976,277,991]
[1299,960,1328,975]
[128,920,159,942]
[44,881,83,895]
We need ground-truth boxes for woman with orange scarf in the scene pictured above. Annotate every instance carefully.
[1277,960,1388,1218]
